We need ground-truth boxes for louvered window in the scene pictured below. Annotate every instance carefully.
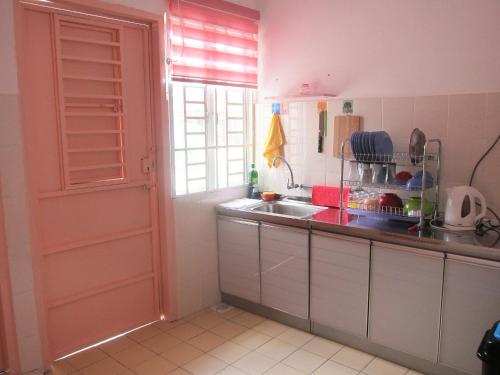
[54,16,126,188]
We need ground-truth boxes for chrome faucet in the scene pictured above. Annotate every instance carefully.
[272,156,299,190]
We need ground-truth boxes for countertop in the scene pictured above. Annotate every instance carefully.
[217,199,500,262]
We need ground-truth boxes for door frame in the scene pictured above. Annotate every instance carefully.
[0,180,21,375]
[14,0,177,366]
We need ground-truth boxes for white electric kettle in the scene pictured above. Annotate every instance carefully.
[444,186,487,231]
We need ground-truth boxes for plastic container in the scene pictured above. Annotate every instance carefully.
[477,320,500,375]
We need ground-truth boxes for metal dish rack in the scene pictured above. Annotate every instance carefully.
[339,139,442,228]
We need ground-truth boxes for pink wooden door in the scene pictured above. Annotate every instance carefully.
[19,6,162,360]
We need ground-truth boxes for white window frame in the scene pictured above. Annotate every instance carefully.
[170,82,254,196]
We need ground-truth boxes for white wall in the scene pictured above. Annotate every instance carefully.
[258,0,500,99]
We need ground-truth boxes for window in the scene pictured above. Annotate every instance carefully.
[172,82,254,195]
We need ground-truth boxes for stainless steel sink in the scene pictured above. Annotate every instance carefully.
[248,201,326,218]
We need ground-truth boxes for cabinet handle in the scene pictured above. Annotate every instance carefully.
[217,215,259,226]
[372,241,444,258]
[312,230,370,245]
[448,254,500,269]
[260,222,308,234]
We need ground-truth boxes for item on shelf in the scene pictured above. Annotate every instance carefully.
[444,185,487,230]
[351,131,394,162]
[247,163,259,198]
[371,163,386,184]
[363,196,380,211]
[358,162,372,184]
[385,163,397,184]
[395,171,413,185]
[379,193,403,209]
[409,128,426,165]
[406,170,434,191]
[347,161,360,181]
[404,196,434,217]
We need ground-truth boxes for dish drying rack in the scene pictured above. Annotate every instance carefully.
[339,139,442,229]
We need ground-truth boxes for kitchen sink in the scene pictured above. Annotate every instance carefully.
[248,201,326,218]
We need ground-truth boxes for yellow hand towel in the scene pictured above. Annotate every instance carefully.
[263,113,286,167]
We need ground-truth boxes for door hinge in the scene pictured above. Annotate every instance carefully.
[141,157,154,173]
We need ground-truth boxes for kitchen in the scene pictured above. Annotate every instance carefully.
[0,0,499,375]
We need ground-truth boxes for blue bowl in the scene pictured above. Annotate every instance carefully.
[406,171,434,191]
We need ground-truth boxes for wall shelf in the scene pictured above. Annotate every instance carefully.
[260,94,336,104]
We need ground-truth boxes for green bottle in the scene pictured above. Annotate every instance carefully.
[248,163,259,198]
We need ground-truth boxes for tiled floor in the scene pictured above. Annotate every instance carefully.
[49,306,426,375]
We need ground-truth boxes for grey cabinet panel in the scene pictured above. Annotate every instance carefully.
[310,232,370,337]
[218,217,260,303]
[369,243,444,362]
[260,224,309,319]
[439,256,500,375]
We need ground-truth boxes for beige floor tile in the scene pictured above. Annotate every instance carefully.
[210,321,247,339]
[188,331,226,352]
[218,307,245,320]
[232,329,272,350]
[116,371,134,375]
[133,355,178,375]
[233,352,277,375]
[406,370,426,375]
[189,311,226,329]
[162,342,204,366]
[282,348,326,373]
[216,366,248,375]
[276,328,314,347]
[363,358,407,375]
[332,347,374,371]
[79,357,125,375]
[182,354,227,375]
[302,336,343,359]
[141,333,183,354]
[127,324,163,343]
[313,360,359,375]
[252,320,289,337]
[169,322,206,341]
[49,358,77,375]
[152,319,186,332]
[99,336,136,355]
[255,338,297,361]
[209,341,249,364]
[264,363,305,375]
[230,312,266,328]
[66,348,108,369]
[169,368,191,375]
[112,344,155,368]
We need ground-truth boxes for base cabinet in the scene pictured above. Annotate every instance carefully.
[369,242,444,362]
[310,232,370,337]
[218,217,260,303]
[260,224,309,319]
[439,255,500,375]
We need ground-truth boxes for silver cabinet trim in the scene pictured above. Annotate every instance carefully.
[372,241,444,259]
[312,230,370,245]
[218,215,259,226]
[447,254,500,269]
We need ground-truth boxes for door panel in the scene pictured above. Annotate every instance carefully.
[21,7,161,360]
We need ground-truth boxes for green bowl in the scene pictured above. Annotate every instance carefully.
[404,197,433,217]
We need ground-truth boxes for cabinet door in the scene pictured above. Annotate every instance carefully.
[310,232,370,337]
[439,255,500,375]
[369,242,444,362]
[218,216,260,303]
[260,224,309,319]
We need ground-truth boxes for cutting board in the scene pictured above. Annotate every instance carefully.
[333,115,361,158]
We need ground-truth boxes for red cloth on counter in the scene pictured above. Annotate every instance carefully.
[312,185,349,208]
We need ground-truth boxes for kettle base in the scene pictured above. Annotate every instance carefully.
[443,223,476,231]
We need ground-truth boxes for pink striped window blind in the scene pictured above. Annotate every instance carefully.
[168,0,260,88]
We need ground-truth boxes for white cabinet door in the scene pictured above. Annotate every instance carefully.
[369,242,444,362]
[218,216,260,303]
[260,224,309,319]
[439,255,500,375]
[310,232,370,337]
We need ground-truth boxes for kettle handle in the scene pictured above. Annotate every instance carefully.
[473,190,487,224]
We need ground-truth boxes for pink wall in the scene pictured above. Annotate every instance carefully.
[258,0,500,98]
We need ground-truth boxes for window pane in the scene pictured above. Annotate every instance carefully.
[228,173,244,186]
[186,103,205,117]
[173,83,185,149]
[185,86,204,102]
[188,164,206,179]
[187,134,205,148]
[228,160,243,174]
[188,179,206,193]
[174,150,186,195]
[228,147,243,160]
[186,119,205,133]
[228,133,243,145]
[228,119,243,132]
[228,104,243,118]
[217,87,227,146]
[217,148,227,188]
[187,149,205,164]
[227,89,243,104]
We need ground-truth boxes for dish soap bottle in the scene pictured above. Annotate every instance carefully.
[248,163,259,198]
